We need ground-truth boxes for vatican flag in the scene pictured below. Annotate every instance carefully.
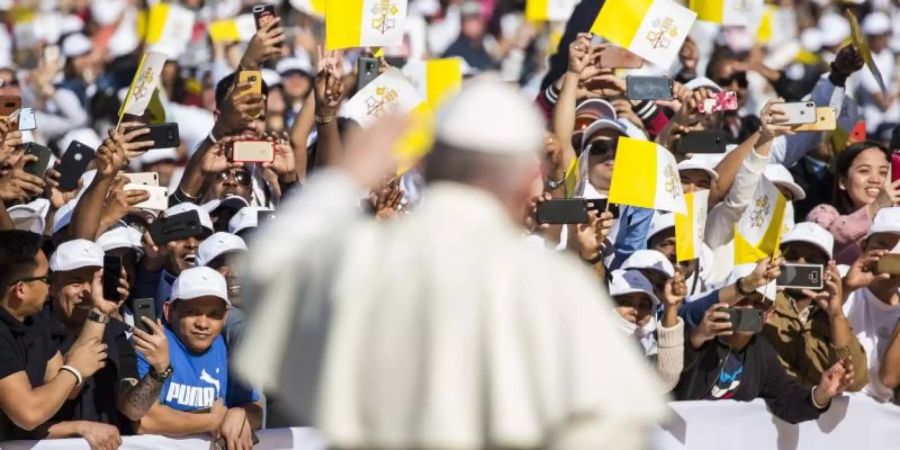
[734,177,787,265]
[525,0,577,22]
[689,0,763,26]
[848,11,888,97]
[590,0,696,69]
[208,15,258,43]
[342,68,424,128]
[608,137,687,214]
[119,52,168,122]
[401,58,462,109]
[144,2,196,58]
[291,0,326,17]
[326,0,408,50]
[675,190,709,262]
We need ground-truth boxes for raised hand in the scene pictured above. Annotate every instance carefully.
[262,132,297,179]
[89,269,122,315]
[742,256,782,293]
[216,83,267,137]
[690,303,733,348]
[844,250,891,292]
[369,177,403,220]
[814,357,854,407]
[664,266,688,308]
[315,47,346,116]
[100,177,150,228]
[567,32,595,75]
[808,261,844,318]
[202,136,246,176]
[0,153,45,202]
[132,318,170,374]
[64,337,108,379]
[831,44,865,81]
[241,16,285,69]
[758,99,795,142]
[112,122,155,160]
[679,37,699,74]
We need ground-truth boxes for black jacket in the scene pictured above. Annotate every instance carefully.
[673,334,828,424]
[540,0,605,90]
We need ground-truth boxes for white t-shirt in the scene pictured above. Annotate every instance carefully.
[843,287,900,402]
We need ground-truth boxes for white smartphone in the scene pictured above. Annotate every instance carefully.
[124,172,159,186]
[17,108,36,131]
[777,101,817,125]
[125,184,168,211]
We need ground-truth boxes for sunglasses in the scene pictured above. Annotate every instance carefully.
[216,170,251,186]
[716,72,748,89]
[11,275,50,286]
[588,141,616,156]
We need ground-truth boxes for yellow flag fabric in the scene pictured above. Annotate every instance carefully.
[208,15,257,43]
[848,11,888,96]
[119,52,168,121]
[144,2,196,57]
[590,0,696,69]
[326,0,408,50]
[675,190,709,262]
[756,5,773,44]
[403,59,463,109]
[608,138,687,214]
[526,0,576,22]
[292,0,327,16]
[734,225,769,265]
[394,103,435,174]
[690,0,763,25]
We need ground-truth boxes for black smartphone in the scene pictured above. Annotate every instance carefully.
[776,263,824,290]
[626,76,673,101]
[720,307,764,334]
[22,142,53,178]
[102,255,122,302]
[127,123,180,149]
[149,210,204,246]
[58,140,96,191]
[675,130,729,154]
[536,199,600,224]
[356,57,380,93]
[257,209,276,224]
[131,297,156,334]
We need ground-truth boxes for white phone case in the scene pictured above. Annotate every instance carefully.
[126,184,168,211]
[124,172,159,187]
[778,102,817,125]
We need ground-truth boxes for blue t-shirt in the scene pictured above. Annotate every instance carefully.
[136,327,259,412]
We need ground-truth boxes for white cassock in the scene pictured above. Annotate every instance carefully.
[235,170,668,449]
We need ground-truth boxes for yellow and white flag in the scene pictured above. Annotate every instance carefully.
[608,137,687,214]
[689,0,763,26]
[675,189,709,262]
[848,11,888,97]
[208,15,258,44]
[144,2,196,58]
[119,51,168,120]
[590,0,696,69]
[734,177,787,265]
[291,0,326,17]
[342,68,424,128]
[401,58,462,109]
[325,0,408,50]
[525,0,577,22]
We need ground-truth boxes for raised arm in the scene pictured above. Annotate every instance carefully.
[289,91,315,182]
[313,48,347,168]
[879,320,900,390]
[553,33,594,173]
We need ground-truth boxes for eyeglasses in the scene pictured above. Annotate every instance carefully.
[216,170,251,186]
[588,141,615,156]
[716,72,748,89]
[12,275,50,286]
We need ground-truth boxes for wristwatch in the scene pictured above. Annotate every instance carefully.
[315,114,336,124]
[150,366,173,382]
[545,176,565,190]
[88,310,109,324]
[736,277,755,296]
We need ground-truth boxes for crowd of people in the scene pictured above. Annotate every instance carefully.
[0,0,899,449]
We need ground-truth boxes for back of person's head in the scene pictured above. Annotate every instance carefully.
[0,231,44,294]
[215,72,270,110]
[833,141,891,214]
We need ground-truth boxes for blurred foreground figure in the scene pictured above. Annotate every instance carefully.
[234,77,666,449]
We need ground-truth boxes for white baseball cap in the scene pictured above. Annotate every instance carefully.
[170,267,230,304]
[276,55,314,76]
[134,148,179,167]
[684,77,722,93]
[580,118,628,152]
[621,249,675,278]
[197,232,247,267]
[261,68,282,87]
[202,196,250,215]
[609,269,660,305]
[780,222,834,259]
[435,76,545,157]
[648,212,675,243]
[7,199,50,234]
[50,239,104,272]
[97,226,144,257]
[763,164,806,201]
[58,128,101,157]
[62,33,92,58]
[818,14,851,47]
[867,207,900,238]
[862,11,891,36]
[228,207,273,234]
[575,99,617,121]
[678,158,719,181]
[163,202,214,234]
[53,200,78,235]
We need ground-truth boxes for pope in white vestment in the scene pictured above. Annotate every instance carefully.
[235,77,668,449]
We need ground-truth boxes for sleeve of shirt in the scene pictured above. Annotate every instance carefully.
[758,337,826,424]
[656,317,684,392]
[705,149,769,248]
[117,334,139,381]
[769,78,835,167]
[806,204,873,245]
[0,334,25,381]
[678,289,720,329]
[610,206,654,270]
[136,346,150,379]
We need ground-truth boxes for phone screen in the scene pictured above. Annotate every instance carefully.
[776,264,824,290]
[626,76,672,101]
[103,255,123,302]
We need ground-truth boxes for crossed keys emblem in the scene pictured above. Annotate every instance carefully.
[132,67,155,103]
[734,0,753,13]
[365,86,400,117]
[749,195,770,228]
[646,17,679,50]
[370,0,400,35]
[664,164,682,198]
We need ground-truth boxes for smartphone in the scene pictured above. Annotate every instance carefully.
[535,199,601,224]
[794,107,837,132]
[891,153,900,183]
[720,307,764,334]
[126,184,169,211]
[58,140,96,191]
[124,172,159,186]
[597,46,643,69]
[127,123,180,149]
[257,209,276,224]
[131,298,157,334]
[675,131,729,154]
[877,254,900,275]
[149,210,204,245]
[626,76,673,101]
[776,263,824,290]
[238,70,263,96]
[777,101,817,125]
[230,140,274,163]
[102,255,123,302]
[697,91,738,114]
[0,96,21,117]
[357,57,380,93]
[252,4,278,31]
[16,107,36,131]
[22,143,53,178]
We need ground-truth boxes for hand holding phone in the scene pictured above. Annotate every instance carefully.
[125,123,180,149]
[22,143,53,178]
[58,141,96,191]
[536,199,603,224]
[102,255,123,302]
[626,76,673,101]
[131,298,157,334]
[229,140,274,163]
[776,263,824,290]
[674,131,728,154]
[719,307,764,334]
[357,57,380,92]
[697,91,738,114]
[775,102,817,125]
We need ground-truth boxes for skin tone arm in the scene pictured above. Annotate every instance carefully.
[879,321,900,389]
[662,268,687,328]
[313,48,347,168]
[0,198,12,230]
[118,318,170,422]
[554,33,594,177]
[136,400,227,436]
[288,91,315,183]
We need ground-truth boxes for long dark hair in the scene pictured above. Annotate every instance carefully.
[832,141,891,215]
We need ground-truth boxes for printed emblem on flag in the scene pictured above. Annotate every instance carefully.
[370,0,401,35]
[646,17,678,50]
[749,196,770,228]
[664,164,683,198]
[365,86,401,117]
[133,68,156,103]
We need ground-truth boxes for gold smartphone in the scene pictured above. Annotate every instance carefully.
[238,71,263,96]
[878,254,900,275]
[793,107,836,132]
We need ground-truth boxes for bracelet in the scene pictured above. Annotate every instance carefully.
[810,386,829,409]
[207,130,219,145]
[545,176,565,190]
[60,365,83,387]
[149,365,173,382]
[736,277,755,296]
[315,114,336,124]
[88,310,109,324]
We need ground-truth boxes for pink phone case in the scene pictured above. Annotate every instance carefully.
[698,91,738,114]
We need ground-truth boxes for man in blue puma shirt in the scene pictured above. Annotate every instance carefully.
[134,267,260,448]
